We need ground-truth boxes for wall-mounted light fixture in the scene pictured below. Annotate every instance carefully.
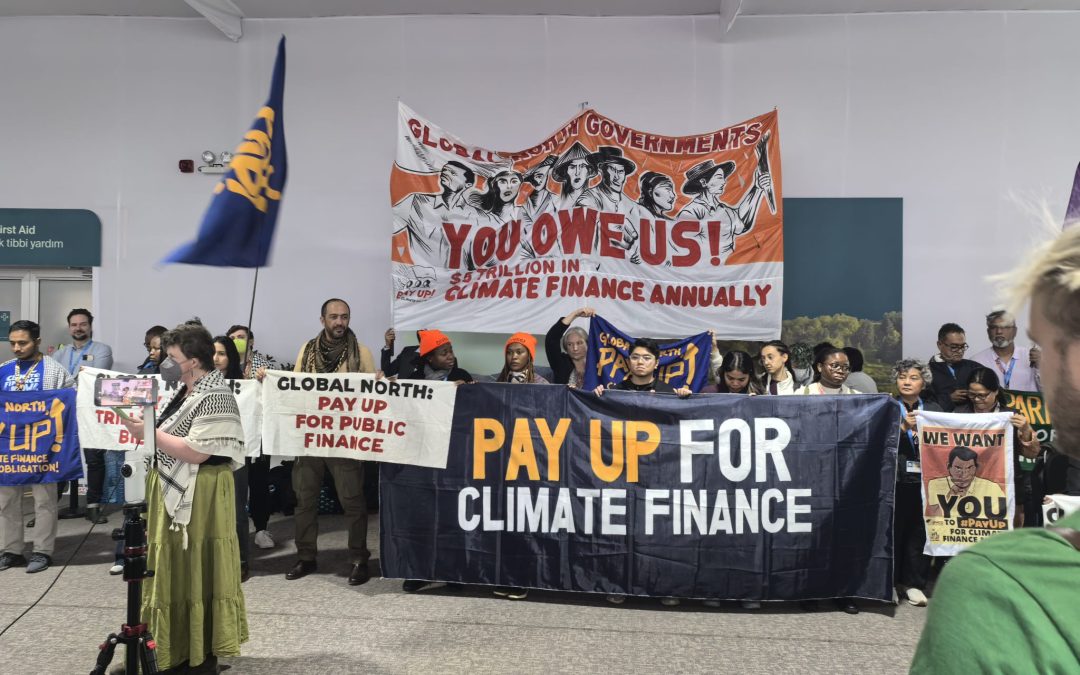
[197,150,233,174]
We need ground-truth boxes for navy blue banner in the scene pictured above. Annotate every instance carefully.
[583,315,712,392]
[380,384,900,602]
[0,389,82,485]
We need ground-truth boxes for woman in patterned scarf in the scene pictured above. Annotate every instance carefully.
[496,333,548,385]
[120,322,247,674]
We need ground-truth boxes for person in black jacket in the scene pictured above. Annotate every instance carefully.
[927,323,981,411]
[381,328,421,378]
[892,358,941,607]
[402,330,471,383]
[544,307,593,386]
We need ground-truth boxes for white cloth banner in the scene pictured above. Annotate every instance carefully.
[1043,494,1080,525]
[76,367,262,455]
[260,370,456,469]
[915,410,1015,556]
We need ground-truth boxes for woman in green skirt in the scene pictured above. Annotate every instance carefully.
[122,322,247,674]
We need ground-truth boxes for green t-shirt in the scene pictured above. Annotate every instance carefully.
[910,510,1080,673]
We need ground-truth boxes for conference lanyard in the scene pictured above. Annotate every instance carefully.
[898,398,921,453]
[997,357,1017,388]
[68,341,92,374]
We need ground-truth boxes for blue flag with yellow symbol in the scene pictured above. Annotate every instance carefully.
[164,36,288,267]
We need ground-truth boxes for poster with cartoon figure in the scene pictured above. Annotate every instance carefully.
[916,409,1015,556]
[390,103,783,338]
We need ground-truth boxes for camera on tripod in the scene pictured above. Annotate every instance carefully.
[90,377,161,675]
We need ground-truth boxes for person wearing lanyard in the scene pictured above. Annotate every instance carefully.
[928,323,981,412]
[892,359,942,607]
[399,329,471,594]
[969,310,1041,392]
[53,309,114,525]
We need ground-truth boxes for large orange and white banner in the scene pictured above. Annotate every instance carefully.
[390,103,783,338]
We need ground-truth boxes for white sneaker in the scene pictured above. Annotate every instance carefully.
[253,530,275,549]
[109,563,124,576]
[605,594,626,605]
[906,588,928,607]
[660,597,681,607]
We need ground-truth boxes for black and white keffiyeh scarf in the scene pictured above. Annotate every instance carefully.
[155,369,244,547]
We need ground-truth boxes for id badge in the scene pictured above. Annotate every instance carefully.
[905,460,921,474]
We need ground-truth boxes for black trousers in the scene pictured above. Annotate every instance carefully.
[895,482,931,589]
[83,448,107,505]
[246,454,272,531]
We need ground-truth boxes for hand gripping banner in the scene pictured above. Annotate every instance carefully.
[380,385,899,601]
[916,410,1014,556]
[0,389,82,485]
[391,103,783,339]
[583,315,712,392]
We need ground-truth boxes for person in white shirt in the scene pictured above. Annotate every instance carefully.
[969,310,1041,392]
[760,340,800,395]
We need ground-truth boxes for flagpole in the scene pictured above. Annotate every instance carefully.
[246,267,259,330]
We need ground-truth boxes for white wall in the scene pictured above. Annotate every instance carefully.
[0,12,1076,372]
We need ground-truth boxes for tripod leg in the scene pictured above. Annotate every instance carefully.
[90,633,119,675]
[139,633,160,674]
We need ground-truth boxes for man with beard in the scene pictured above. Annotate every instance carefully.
[0,320,75,574]
[577,146,638,214]
[970,310,1041,391]
[279,299,376,586]
[54,309,113,525]
[911,226,1080,672]
[551,142,596,211]
[392,160,481,268]
[676,160,772,265]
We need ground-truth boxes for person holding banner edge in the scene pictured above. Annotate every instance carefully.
[117,321,248,673]
[272,298,375,586]
[545,307,593,387]
[227,324,277,555]
[593,338,692,397]
[893,359,941,607]
[0,320,75,574]
[912,224,1080,672]
[401,329,471,594]
[949,366,1040,528]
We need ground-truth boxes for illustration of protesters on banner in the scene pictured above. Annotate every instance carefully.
[551,141,597,211]
[622,171,678,264]
[392,160,483,267]
[924,446,1006,518]
[459,169,524,268]
[676,159,773,265]
[469,169,523,226]
[521,155,557,224]
[577,146,639,214]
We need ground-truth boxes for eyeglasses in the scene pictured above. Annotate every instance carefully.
[969,391,994,401]
[824,363,851,373]
[942,343,968,352]
[628,354,656,362]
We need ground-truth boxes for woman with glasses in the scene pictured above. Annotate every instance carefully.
[793,347,859,613]
[593,338,692,396]
[952,367,1041,527]
[892,359,941,607]
[793,347,857,396]
[594,338,689,607]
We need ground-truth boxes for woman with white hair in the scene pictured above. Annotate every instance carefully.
[892,358,941,608]
[545,307,593,387]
